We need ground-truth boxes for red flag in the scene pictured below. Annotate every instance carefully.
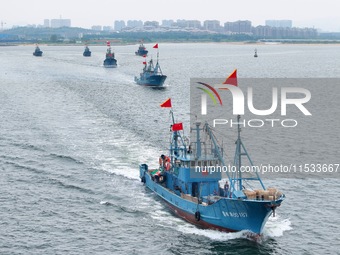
[172,123,183,131]
[107,41,110,47]
[160,98,172,108]
[143,61,147,64]
[223,69,238,86]
[153,43,158,49]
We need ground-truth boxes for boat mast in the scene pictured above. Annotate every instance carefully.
[204,123,231,181]
[154,48,163,75]
[170,110,178,157]
[169,109,187,160]
[237,115,242,190]
[170,109,175,124]
[195,122,201,158]
[233,115,266,191]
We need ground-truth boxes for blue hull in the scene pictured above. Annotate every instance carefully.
[103,58,117,68]
[135,49,148,56]
[140,165,284,234]
[135,75,167,87]
[33,51,43,56]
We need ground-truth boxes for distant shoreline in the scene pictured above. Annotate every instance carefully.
[2,40,340,47]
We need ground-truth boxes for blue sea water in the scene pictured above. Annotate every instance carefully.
[0,43,339,254]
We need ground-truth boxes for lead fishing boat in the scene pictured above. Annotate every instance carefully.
[135,42,148,56]
[103,41,117,68]
[139,100,285,235]
[33,45,43,56]
[83,45,91,57]
[135,43,166,86]
[134,58,167,86]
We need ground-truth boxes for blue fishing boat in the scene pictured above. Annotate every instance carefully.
[134,58,167,86]
[33,45,43,56]
[139,100,285,235]
[103,41,117,68]
[83,45,91,57]
[135,42,148,56]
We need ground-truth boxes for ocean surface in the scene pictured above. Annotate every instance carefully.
[0,43,339,254]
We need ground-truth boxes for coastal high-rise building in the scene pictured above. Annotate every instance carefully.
[144,21,159,28]
[91,25,102,31]
[161,20,174,27]
[43,19,50,28]
[253,25,317,38]
[186,20,201,29]
[203,20,221,31]
[103,26,112,31]
[50,19,71,28]
[127,20,143,28]
[114,20,126,31]
[265,20,292,28]
[224,20,252,34]
[176,20,201,29]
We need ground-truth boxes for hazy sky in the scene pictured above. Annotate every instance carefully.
[1,0,339,31]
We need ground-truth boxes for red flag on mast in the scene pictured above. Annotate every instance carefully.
[172,123,183,131]
[160,98,172,108]
[223,69,238,86]
[153,43,158,49]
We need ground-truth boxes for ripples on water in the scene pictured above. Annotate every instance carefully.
[0,44,339,254]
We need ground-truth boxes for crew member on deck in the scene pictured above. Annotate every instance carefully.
[159,154,171,171]
[224,181,229,197]
[159,154,165,168]
[164,156,171,171]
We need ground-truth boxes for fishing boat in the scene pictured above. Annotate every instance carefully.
[103,41,117,68]
[254,48,258,57]
[139,99,285,235]
[33,45,43,56]
[135,44,166,86]
[135,42,148,56]
[83,45,91,57]
[134,58,167,86]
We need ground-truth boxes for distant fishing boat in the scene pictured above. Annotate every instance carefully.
[135,42,148,56]
[83,45,91,57]
[254,48,258,58]
[134,58,167,86]
[134,43,166,86]
[103,41,117,68]
[139,77,285,235]
[33,45,43,57]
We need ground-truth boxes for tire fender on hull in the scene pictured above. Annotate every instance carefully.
[195,211,201,221]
